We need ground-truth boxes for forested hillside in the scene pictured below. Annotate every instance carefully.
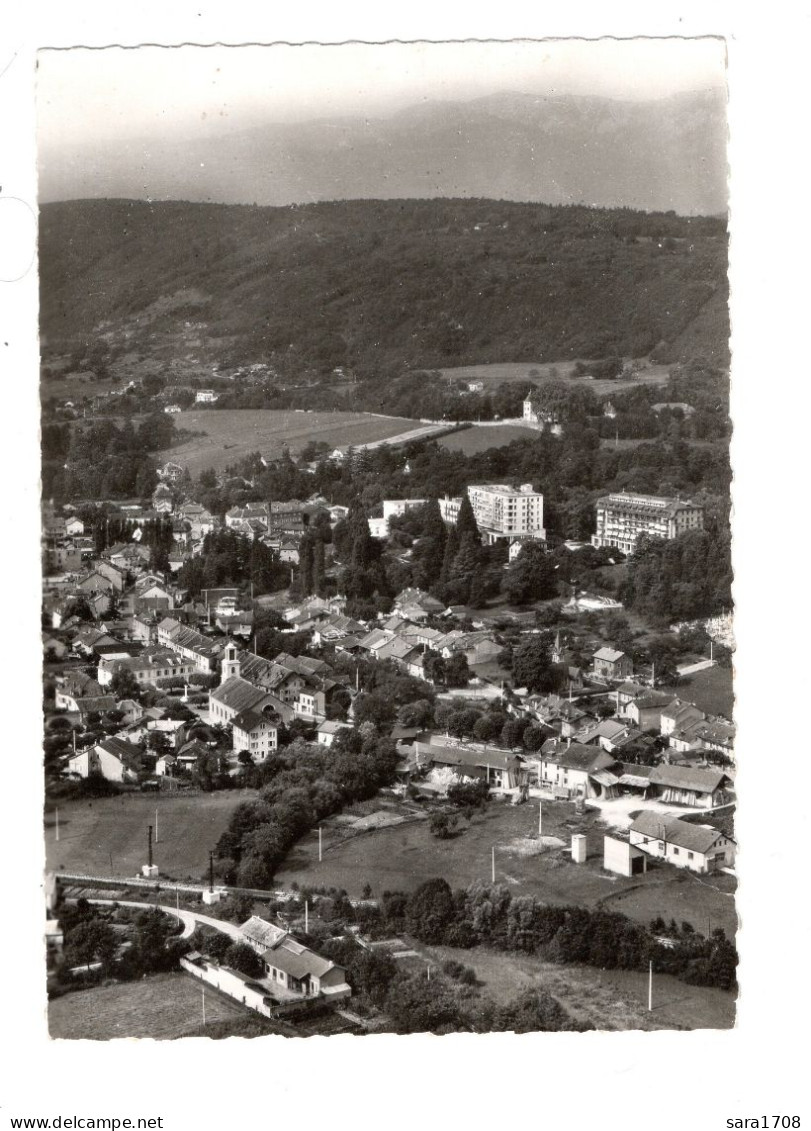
[39,198,728,376]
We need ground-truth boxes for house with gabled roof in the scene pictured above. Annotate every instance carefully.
[238,916,350,1001]
[357,628,395,656]
[413,738,522,790]
[316,720,352,747]
[391,587,445,621]
[98,647,195,690]
[311,613,366,646]
[629,811,735,873]
[592,647,633,682]
[575,717,637,753]
[67,736,142,783]
[231,708,279,763]
[621,689,675,730]
[533,740,620,799]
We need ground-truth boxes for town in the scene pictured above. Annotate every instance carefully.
[42,373,736,1036]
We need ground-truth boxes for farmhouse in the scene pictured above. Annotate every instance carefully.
[239,917,351,1001]
[629,811,735,873]
[413,739,522,790]
[535,743,620,800]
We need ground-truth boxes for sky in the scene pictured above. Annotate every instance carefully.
[37,38,727,153]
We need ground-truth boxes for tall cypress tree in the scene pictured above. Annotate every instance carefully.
[439,524,459,586]
[312,538,325,597]
[299,536,314,596]
[412,499,447,589]
[456,493,481,544]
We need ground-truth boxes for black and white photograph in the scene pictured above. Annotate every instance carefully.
[4,4,811,1127]
[34,36,739,1041]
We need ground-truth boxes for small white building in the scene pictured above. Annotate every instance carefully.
[629,811,735,874]
[316,720,352,747]
[195,389,219,403]
[603,833,650,877]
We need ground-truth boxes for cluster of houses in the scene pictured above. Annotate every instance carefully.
[42,485,351,628]
[46,527,734,806]
[43,474,734,881]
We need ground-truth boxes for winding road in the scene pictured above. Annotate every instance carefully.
[86,899,245,942]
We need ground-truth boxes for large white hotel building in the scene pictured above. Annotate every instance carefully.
[591,491,704,555]
[466,483,546,544]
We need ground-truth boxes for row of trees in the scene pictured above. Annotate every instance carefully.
[620,526,732,625]
[214,726,399,888]
[43,414,177,502]
[177,528,290,598]
[355,878,738,991]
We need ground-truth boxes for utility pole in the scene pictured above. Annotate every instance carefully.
[55,808,59,842]
[318,826,323,863]
[147,825,153,870]
[305,900,309,935]
[209,851,215,894]
[491,846,496,884]
[538,802,543,846]
[648,960,653,1012]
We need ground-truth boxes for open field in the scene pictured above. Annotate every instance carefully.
[161,409,421,475]
[422,944,735,1031]
[661,662,734,720]
[599,869,737,939]
[44,792,246,881]
[439,360,671,397]
[49,972,248,1040]
[438,423,538,454]
[276,799,735,937]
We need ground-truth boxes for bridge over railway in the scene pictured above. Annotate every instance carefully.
[53,872,372,908]
[54,871,290,901]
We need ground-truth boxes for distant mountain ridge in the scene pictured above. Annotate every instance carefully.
[39,88,727,216]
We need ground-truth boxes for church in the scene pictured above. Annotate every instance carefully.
[208,642,287,726]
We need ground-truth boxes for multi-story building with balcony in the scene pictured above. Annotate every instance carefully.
[466,483,546,544]
[591,492,704,555]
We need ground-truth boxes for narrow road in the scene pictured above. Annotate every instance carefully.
[86,899,245,941]
[676,658,717,676]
